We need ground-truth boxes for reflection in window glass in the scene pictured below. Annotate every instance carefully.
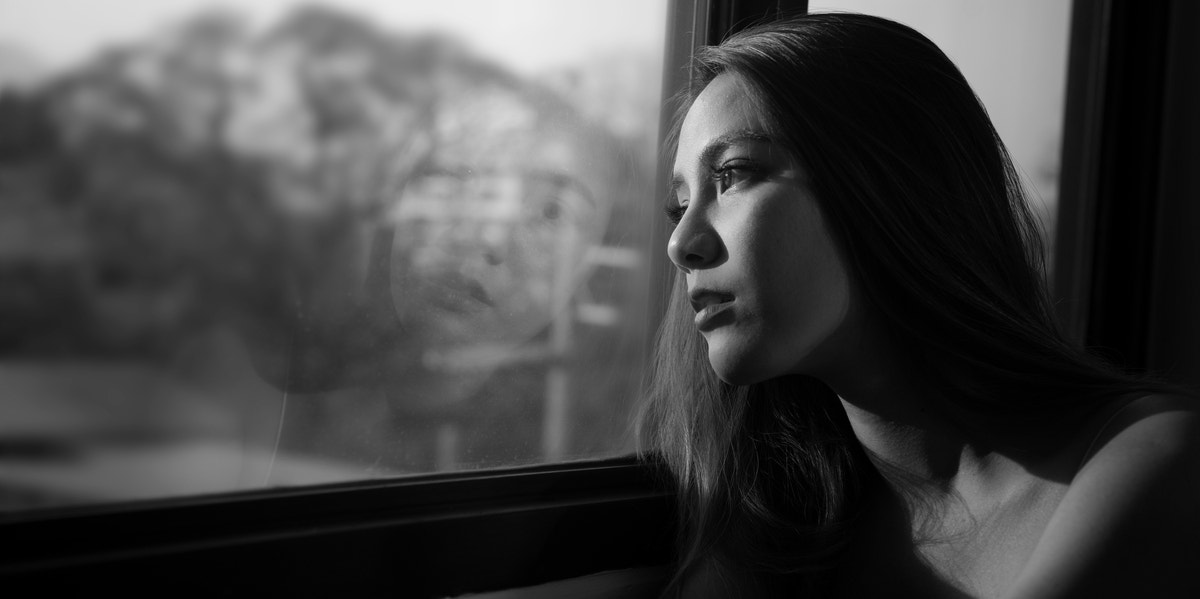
[0,0,666,510]
[811,0,1071,259]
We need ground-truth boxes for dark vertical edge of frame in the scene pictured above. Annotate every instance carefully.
[1145,0,1200,388]
[1053,0,1110,342]
[1081,0,1172,368]
[1055,0,1173,368]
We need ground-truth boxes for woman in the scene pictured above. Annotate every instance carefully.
[640,12,1199,598]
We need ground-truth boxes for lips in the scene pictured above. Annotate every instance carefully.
[425,271,495,314]
[689,289,735,332]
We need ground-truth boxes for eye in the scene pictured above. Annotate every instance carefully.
[711,160,761,195]
[713,167,747,194]
[542,200,561,221]
[526,196,566,227]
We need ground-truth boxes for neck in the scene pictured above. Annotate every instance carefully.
[832,372,1037,527]
[803,302,1028,507]
[838,383,969,483]
[818,332,1015,504]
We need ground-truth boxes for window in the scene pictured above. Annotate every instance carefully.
[0,0,668,512]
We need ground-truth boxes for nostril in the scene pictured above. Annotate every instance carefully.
[484,251,503,266]
[668,227,718,270]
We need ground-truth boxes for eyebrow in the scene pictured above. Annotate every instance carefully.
[668,130,775,198]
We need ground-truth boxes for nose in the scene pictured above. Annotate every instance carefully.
[667,210,720,272]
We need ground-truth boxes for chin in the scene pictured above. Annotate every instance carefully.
[706,346,774,387]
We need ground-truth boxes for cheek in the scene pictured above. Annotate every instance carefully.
[759,220,851,353]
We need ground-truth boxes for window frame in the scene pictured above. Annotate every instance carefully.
[1052,0,1197,379]
[1,456,674,595]
[1053,0,1169,361]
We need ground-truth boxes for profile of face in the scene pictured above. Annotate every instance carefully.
[668,72,855,385]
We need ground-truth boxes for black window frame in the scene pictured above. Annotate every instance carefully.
[1,456,676,596]
[1052,0,1199,385]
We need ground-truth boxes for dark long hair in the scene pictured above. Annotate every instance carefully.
[640,12,1172,596]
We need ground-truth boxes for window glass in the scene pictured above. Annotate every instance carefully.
[0,0,666,511]
[810,0,1072,260]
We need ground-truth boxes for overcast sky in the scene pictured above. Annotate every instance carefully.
[0,0,668,75]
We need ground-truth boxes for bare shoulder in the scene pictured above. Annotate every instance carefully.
[1006,394,1200,599]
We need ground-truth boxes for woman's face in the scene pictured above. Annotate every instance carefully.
[668,72,856,385]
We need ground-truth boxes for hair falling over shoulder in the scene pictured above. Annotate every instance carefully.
[639,276,872,596]
[639,11,1178,597]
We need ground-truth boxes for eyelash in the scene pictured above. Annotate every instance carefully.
[665,162,761,225]
[712,163,754,195]
[664,202,685,225]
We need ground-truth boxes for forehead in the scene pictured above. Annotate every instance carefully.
[675,73,769,165]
